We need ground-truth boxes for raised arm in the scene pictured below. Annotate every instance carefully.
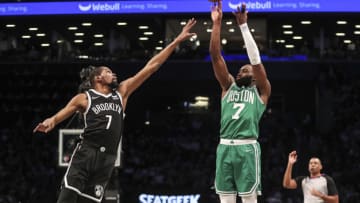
[209,0,233,92]
[118,18,197,105]
[233,4,271,105]
[33,93,87,133]
[282,150,298,189]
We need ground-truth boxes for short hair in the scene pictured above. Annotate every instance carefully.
[309,157,322,165]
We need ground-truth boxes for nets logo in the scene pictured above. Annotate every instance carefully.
[78,3,120,12]
[94,185,104,197]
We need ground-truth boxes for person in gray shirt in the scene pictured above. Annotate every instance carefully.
[283,150,339,203]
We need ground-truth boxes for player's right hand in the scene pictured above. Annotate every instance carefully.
[211,0,223,23]
[33,117,55,133]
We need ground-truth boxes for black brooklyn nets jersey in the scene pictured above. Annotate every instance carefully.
[82,89,124,155]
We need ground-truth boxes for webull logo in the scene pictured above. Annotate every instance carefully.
[78,3,120,12]
[228,1,271,10]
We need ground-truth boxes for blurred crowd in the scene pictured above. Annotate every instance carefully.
[1,28,360,63]
[0,63,359,203]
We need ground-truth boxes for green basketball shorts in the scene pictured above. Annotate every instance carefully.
[215,139,261,196]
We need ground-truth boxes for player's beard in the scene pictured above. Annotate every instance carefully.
[109,80,119,89]
[235,76,253,87]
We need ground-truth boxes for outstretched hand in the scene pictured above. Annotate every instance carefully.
[33,117,55,133]
[232,3,248,25]
[211,0,223,23]
[288,150,298,165]
[175,18,197,42]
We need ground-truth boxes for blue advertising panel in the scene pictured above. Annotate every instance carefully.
[0,0,359,16]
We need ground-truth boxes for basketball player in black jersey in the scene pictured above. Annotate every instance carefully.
[33,18,197,203]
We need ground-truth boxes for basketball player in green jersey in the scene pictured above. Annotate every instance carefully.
[210,1,271,203]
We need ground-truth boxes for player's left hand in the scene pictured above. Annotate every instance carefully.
[310,188,324,198]
[175,18,197,42]
[232,3,248,25]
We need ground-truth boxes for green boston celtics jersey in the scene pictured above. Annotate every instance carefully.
[220,83,266,139]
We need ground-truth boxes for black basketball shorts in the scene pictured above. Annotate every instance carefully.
[62,142,117,202]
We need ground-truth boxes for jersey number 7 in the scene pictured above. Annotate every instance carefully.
[232,103,245,120]
[105,115,112,129]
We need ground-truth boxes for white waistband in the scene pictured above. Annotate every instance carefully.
[220,138,257,145]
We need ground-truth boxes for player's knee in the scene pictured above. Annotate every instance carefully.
[57,188,78,203]
[78,195,95,203]
[219,194,236,203]
[241,192,257,203]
